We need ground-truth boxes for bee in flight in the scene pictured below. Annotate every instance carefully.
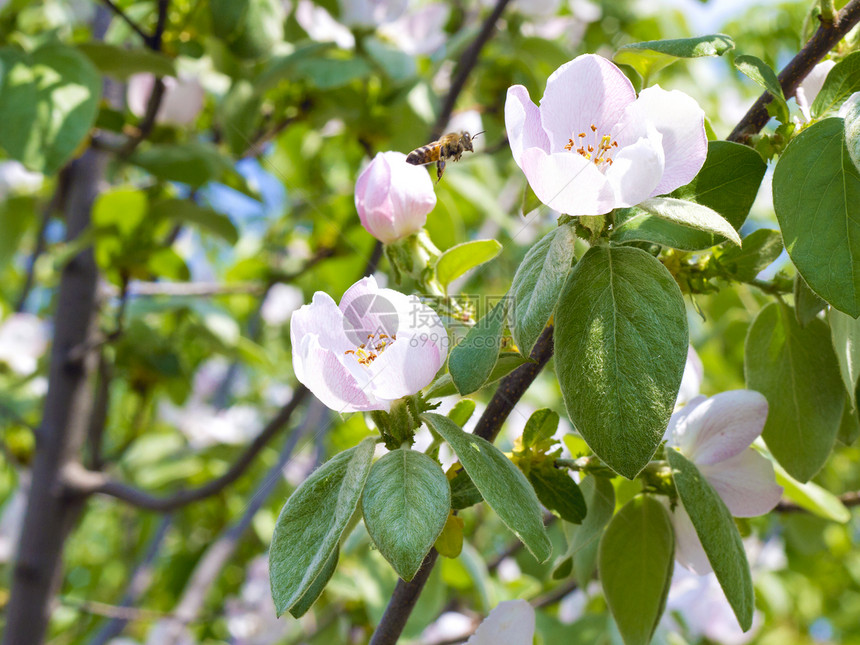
[406,131,484,182]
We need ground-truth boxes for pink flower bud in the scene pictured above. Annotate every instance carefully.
[355,151,436,244]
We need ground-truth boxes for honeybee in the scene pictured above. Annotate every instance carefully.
[406,131,484,182]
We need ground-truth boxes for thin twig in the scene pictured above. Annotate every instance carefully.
[432,0,515,140]
[62,386,310,511]
[100,0,151,44]
[728,0,860,143]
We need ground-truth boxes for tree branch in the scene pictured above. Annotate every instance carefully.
[369,326,555,645]
[63,385,310,511]
[728,0,860,143]
[775,490,860,513]
[431,0,515,140]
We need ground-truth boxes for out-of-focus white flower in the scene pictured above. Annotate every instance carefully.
[665,391,783,573]
[0,313,48,376]
[226,556,290,645]
[261,284,304,327]
[378,3,449,56]
[795,60,836,122]
[0,161,43,199]
[676,345,704,408]
[160,402,260,449]
[127,73,205,126]
[466,600,535,645]
[295,0,355,48]
[338,0,406,28]
[421,612,476,644]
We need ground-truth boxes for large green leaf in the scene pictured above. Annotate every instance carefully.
[830,309,860,410]
[210,0,284,59]
[448,298,507,395]
[611,141,766,250]
[426,352,527,399]
[613,34,734,81]
[77,42,175,79]
[288,550,338,618]
[635,197,741,246]
[811,51,860,118]
[773,118,860,316]
[667,450,754,630]
[421,413,551,562]
[435,239,502,289]
[0,43,101,174]
[598,496,674,645]
[509,225,576,356]
[745,303,844,481]
[150,199,239,244]
[555,246,688,478]
[771,456,851,523]
[130,142,232,187]
[528,466,586,524]
[361,449,450,581]
[269,438,375,616]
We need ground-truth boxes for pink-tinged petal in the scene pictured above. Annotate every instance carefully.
[603,126,664,208]
[466,599,535,645]
[700,449,783,517]
[520,147,615,215]
[681,390,769,466]
[290,292,353,355]
[339,276,402,349]
[632,86,707,196]
[505,85,550,168]
[666,395,707,442]
[386,152,435,235]
[666,500,713,575]
[676,345,704,408]
[539,54,636,153]
[294,334,384,412]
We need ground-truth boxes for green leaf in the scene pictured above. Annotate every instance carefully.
[425,352,527,399]
[76,42,175,79]
[130,142,232,187]
[794,274,827,327]
[435,239,502,289]
[839,393,860,445]
[509,225,576,356]
[611,141,766,250]
[0,43,101,174]
[771,455,851,523]
[636,197,742,246]
[569,476,615,585]
[269,438,375,616]
[667,450,754,630]
[528,466,586,524]
[210,0,284,60]
[734,54,790,123]
[555,246,688,478]
[447,299,508,395]
[712,228,783,282]
[364,36,416,82]
[449,468,482,510]
[773,118,860,316]
[844,92,860,173]
[522,409,559,448]
[150,199,239,244]
[811,51,860,118]
[361,449,450,581]
[255,42,331,91]
[598,496,674,645]
[745,302,844,481]
[294,56,373,89]
[613,34,734,81]
[220,79,262,156]
[421,413,551,562]
[829,308,860,410]
[447,399,477,427]
[288,550,338,618]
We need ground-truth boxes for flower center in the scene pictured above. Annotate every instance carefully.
[564,123,618,170]
[344,332,396,366]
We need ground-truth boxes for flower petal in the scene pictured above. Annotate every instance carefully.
[466,599,535,645]
[665,394,707,441]
[796,59,835,121]
[677,390,769,466]
[539,54,636,153]
[290,291,353,355]
[666,500,713,575]
[295,334,384,412]
[505,85,550,169]
[386,151,436,234]
[520,147,615,215]
[632,86,707,196]
[700,449,783,517]
[603,124,664,208]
